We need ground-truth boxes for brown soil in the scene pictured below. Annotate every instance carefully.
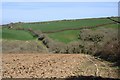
[2,53,120,78]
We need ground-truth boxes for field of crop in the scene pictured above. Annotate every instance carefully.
[47,23,118,43]
[48,30,80,43]
[11,18,116,31]
[2,28,35,40]
[2,17,119,43]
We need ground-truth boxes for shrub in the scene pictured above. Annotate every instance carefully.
[2,40,47,53]
[78,28,119,65]
[38,34,45,41]
[92,39,120,66]
[67,41,82,53]
[78,28,117,43]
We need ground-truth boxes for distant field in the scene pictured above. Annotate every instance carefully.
[11,18,116,31]
[2,17,119,43]
[110,17,118,21]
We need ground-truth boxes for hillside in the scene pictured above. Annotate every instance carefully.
[2,17,120,79]
[2,17,119,43]
[2,17,120,62]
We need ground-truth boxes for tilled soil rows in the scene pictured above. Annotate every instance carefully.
[2,53,120,78]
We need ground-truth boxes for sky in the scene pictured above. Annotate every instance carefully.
[1,0,119,2]
[1,2,118,24]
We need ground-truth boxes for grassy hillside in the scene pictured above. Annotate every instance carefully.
[2,28,35,40]
[2,17,120,67]
[9,18,116,31]
[2,17,119,43]
[2,40,48,53]
[48,30,80,43]
[47,23,118,43]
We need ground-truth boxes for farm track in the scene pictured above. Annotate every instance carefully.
[2,53,120,78]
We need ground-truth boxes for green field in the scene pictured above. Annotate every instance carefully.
[48,30,80,43]
[47,23,118,43]
[2,17,119,43]
[11,18,115,31]
[2,28,35,40]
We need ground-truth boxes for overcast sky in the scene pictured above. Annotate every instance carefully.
[1,2,118,24]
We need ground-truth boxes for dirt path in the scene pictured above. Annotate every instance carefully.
[2,53,119,78]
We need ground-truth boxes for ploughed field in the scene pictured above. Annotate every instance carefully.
[2,53,119,78]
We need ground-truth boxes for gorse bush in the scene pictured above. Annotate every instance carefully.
[95,40,120,63]
[79,30,104,42]
[77,28,119,64]
[2,40,47,53]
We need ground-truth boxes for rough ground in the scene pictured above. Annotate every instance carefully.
[2,53,120,78]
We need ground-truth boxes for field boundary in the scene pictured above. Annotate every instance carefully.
[107,17,120,23]
[5,21,117,39]
[42,22,116,33]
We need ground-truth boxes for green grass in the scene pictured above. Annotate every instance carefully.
[48,30,80,43]
[110,17,119,21]
[2,28,36,40]
[102,24,118,28]
[91,23,118,30]
[13,18,115,32]
[47,23,118,43]
[2,17,119,43]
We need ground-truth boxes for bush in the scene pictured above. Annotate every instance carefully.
[67,41,82,53]
[38,34,45,40]
[99,40,119,62]
[77,28,119,65]
[2,40,47,53]
[78,28,117,43]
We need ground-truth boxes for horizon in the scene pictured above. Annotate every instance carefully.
[1,2,118,25]
[1,16,118,25]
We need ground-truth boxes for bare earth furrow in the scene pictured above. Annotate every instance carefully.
[2,53,120,78]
